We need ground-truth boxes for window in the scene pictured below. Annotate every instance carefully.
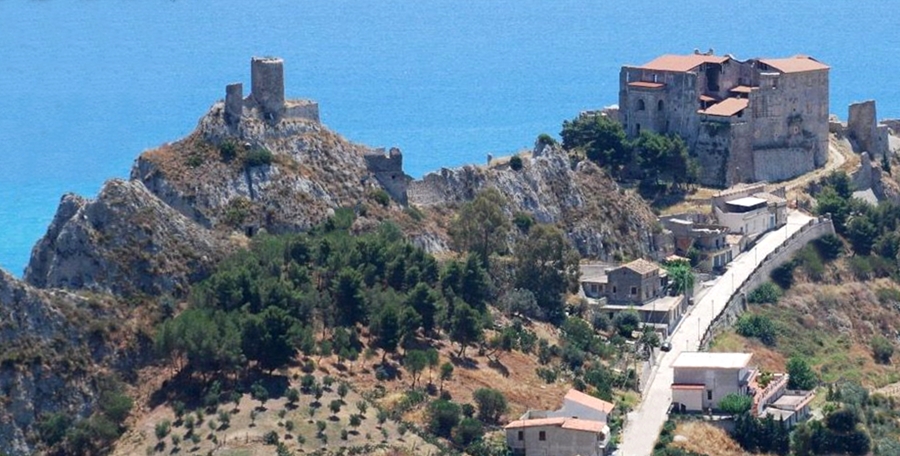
[637,99,645,111]
[635,123,641,134]
[630,287,637,295]
[539,431,546,441]
[612,286,617,293]
[518,431,524,441]
[657,100,665,111]
[707,390,713,401]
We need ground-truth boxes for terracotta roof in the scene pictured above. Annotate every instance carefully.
[730,85,754,94]
[758,55,829,74]
[671,384,706,390]
[620,258,659,276]
[700,98,749,117]
[561,419,607,433]
[564,389,616,414]
[628,81,665,89]
[504,417,566,429]
[639,54,730,72]
[672,352,753,369]
[699,94,718,102]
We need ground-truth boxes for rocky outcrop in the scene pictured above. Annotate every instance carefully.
[132,103,407,236]
[409,144,660,260]
[25,179,234,297]
[0,270,113,456]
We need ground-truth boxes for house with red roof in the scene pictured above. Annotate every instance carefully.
[506,388,615,456]
[618,50,829,187]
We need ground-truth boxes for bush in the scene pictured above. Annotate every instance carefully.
[509,155,523,171]
[786,357,817,390]
[770,262,795,289]
[718,393,752,415]
[219,140,238,161]
[536,133,557,148]
[245,148,274,167]
[512,212,534,233]
[427,400,461,438]
[747,282,781,304]
[472,388,508,424]
[453,417,484,446]
[814,233,843,260]
[871,336,894,364]
[370,189,391,207]
[613,310,641,337]
[735,314,777,346]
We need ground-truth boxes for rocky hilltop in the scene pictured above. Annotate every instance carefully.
[0,57,663,455]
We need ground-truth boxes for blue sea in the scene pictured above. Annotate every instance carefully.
[0,1,898,276]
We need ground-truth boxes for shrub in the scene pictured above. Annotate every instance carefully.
[219,140,238,161]
[154,420,171,441]
[770,262,795,289]
[453,417,485,446]
[245,147,273,167]
[535,367,557,384]
[747,282,781,304]
[512,212,534,233]
[370,189,391,207]
[427,400,461,438]
[735,314,777,346]
[871,336,894,364]
[263,430,279,445]
[786,357,817,390]
[718,393,752,415]
[814,233,843,260]
[536,133,558,148]
[473,388,508,424]
[613,310,641,337]
[509,155,523,171]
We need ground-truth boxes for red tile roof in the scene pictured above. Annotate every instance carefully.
[730,85,754,94]
[561,419,607,433]
[758,56,830,74]
[564,389,616,414]
[628,81,665,89]
[504,417,566,429]
[700,98,749,117]
[639,54,729,72]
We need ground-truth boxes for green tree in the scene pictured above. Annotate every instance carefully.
[333,267,367,327]
[871,335,894,364]
[251,381,269,409]
[406,283,439,334]
[439,362,454,394]
[453,417,485,447]
[472,388,508,424]
[513,224,580,322]
[612,310,641,337]
[241,306,299,372]
[449,188,510,266]
[404,350,429,387]
[736,314,777,346]
[329,399,342,417]
[747,282,781,304]
[786,357,817,390]
[718,393,752,415]
[560,114,631,176]
[665,261,695,295]
[427,400,461,438]
[847,215,878,255]
[449,302,483,358]
[372,302,402,362]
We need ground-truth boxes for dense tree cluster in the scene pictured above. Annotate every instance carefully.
[560,114,699,190]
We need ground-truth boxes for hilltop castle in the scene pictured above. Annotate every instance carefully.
[619,51,830,187]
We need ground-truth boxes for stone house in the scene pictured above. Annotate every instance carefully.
[579,259,689,335]
[506,389,615,456]
[671,352,814,426]
[619,51,829,187]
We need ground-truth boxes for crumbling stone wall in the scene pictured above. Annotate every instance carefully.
[849,100,878,154]
[364,148,409,204]
[250,57,285,122]
[225,83,243,127]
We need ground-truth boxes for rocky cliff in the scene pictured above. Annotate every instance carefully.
[408,144,661,260]
[25,179,234,297]
[0,270,129,456]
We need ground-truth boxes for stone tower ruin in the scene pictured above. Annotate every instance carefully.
[250,57,286,121]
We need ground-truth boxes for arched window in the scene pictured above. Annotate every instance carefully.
[658,100,665,111]
[637,99,646,111]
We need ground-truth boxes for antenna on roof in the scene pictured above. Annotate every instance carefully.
[693,48,701,55]
[707,48,715,56]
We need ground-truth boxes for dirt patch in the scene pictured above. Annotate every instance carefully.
[670,421,762,456]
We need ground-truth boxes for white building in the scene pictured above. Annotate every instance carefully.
[506,389,615,456]
[671,352,755,412]
[714,196,774,236]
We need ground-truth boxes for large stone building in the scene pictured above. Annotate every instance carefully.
[619,51,829,187]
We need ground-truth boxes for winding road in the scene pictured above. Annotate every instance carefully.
[617,210,813,456]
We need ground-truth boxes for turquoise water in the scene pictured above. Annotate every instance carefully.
[1,1,898,275]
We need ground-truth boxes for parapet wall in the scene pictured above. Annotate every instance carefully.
[364,148,408,204]
[700,217,835,347]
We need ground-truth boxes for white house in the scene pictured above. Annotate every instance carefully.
[671,352,755,412]
[507,389,615,456]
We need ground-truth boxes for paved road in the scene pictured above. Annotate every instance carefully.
[617,210,814,456]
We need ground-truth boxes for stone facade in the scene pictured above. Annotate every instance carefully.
[221,56,320,128]
[619,52,829,187]
[364,147,409,204]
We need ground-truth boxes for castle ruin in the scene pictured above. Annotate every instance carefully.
[619,51,830,187]
[224,56,320,126]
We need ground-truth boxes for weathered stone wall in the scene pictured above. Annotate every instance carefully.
[225,83,243,127]
[250,57,285,121]
[285,100,320,123]
[364,148,408,204]
[848,100,878,153]
[693,120,731,186]
[700,216,835,347]
[753,146,816,183]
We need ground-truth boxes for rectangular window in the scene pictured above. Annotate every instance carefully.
[539,431,546,441]
[518,431,524,441]
[707,390,713,401]
[631,287,637,295]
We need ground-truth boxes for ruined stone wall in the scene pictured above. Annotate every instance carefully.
[693,119,732,186]
[753,147,816,183]
[364,148,408,204]
[225,83,243,127]
[728,121,754,186]
[849,100,878,153]
[701,217,835,348]
[284,100,320,123]
[250,57,285,121]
